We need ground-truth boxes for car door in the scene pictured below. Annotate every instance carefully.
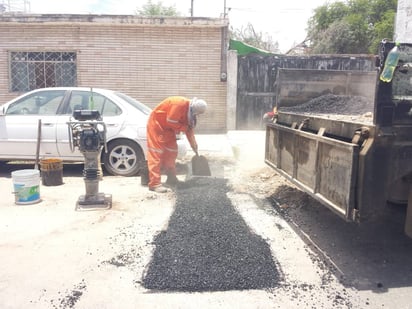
[55,90,124,158]
[0,89,66,160]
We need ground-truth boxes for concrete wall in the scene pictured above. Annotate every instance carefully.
[226,50,237,130]
[0,14,228,133]
[395,0,412,44]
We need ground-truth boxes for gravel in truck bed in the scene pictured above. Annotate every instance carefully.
[141,177,280,292]
[279,94,374,124]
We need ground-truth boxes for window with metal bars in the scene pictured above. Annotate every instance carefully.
[9,51,77,92]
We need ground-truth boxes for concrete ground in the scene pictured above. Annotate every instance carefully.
[0,131,412,309]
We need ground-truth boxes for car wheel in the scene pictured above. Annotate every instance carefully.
[103,139,144,176]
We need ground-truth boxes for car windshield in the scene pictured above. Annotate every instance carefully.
[114,92,152,115]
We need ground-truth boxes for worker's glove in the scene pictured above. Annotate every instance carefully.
[263,112,275,120]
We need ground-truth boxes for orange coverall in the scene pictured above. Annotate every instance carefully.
[146,96,197,189]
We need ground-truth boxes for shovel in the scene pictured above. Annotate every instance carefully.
[34,119,42,170]
[191,151,211,176]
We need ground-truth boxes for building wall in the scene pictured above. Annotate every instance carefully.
[395,0,412,44]
[0,15,228,132]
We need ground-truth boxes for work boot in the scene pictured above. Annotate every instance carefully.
[165,174,180,187]
[149,185,169,193]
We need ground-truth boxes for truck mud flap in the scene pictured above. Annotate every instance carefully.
[265,124,359,221]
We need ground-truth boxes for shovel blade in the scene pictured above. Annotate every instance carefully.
[191,155,211,176]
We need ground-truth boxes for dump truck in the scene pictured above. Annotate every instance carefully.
[265,41,412,237]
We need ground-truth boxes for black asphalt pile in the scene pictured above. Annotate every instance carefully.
[280,94,373,115]
[142,177,279,292]
[50,280,87,309]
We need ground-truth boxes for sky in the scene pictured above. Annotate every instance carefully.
[21,0,333,53]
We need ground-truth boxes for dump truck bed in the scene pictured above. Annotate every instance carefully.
[266,119,365,220]
[266,42,412,226]
[265,69,378,220]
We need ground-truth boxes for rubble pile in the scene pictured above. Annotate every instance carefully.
[280,94,374,123]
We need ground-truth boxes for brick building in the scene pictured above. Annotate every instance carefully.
[0,14,229,132]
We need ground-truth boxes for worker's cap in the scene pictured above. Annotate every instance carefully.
[190,98,207,115]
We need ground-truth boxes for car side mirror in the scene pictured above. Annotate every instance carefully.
[0,106,5,116]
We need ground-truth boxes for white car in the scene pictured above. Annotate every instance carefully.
[0,87,186,176]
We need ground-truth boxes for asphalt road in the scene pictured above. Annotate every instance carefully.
[0,131,411,309]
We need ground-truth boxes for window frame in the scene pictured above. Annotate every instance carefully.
[9,51,77,92]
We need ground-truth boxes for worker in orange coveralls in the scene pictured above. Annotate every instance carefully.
[146,96,207,193]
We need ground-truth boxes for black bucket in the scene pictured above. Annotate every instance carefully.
[40,158,63,186]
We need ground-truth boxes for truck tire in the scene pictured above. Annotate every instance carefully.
[103,139,144,176]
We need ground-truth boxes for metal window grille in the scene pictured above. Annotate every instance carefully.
[9,51,77,92]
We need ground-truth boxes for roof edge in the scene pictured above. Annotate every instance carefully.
[0,13,229,27]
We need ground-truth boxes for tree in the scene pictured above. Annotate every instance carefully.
[311,19,355,54]
[230,23,280,53]
[307,0,397,54]
[136,0,181,16]
[136,1,279,53]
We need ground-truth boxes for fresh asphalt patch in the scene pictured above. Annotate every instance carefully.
[142,177,280,292]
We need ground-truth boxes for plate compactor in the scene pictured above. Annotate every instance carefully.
[68,110,112,210]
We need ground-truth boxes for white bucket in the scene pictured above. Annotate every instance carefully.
[11,169,41,205]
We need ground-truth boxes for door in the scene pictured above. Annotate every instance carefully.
[0,89,66,160]
[56,90,124,158]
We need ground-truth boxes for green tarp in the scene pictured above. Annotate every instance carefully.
[229,39,274,56]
